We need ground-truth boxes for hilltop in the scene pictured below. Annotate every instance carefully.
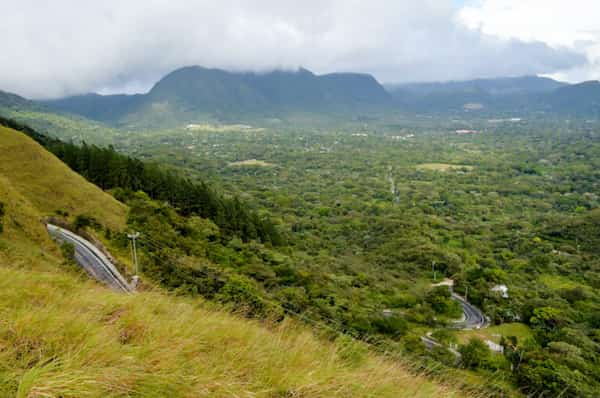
[0,125,467,396]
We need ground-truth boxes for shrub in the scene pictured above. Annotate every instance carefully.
[459,338,491,369]
[74,214,100,230]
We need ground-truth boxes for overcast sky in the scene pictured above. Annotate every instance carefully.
[1,0,598,99]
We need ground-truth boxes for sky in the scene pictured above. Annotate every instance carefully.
[1,0,598,99]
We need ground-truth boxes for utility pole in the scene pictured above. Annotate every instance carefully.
[432,261,437,282]
[127,232,140,276]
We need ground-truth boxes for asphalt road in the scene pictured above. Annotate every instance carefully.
[47,224,132,293]
[451,292,487,329]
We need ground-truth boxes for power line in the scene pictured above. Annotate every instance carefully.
[132,233,499,395]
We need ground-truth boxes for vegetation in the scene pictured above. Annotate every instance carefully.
[3,104,600,396]
[0,201,4,233]
[0,123,466,398]
[0,264,466,398]
[0,123,127,231]
[0,116,280,245]
[115,116,600,396]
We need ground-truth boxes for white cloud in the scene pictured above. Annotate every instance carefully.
[0,0,587,98]
[459,0,600,82]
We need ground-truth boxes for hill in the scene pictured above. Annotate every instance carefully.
[0,124,127,231]
[0,90,124,146]
[0,125,466,397]
[42,66,392,127]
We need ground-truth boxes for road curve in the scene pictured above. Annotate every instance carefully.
[451,292,487,330]
[47,224,132,293]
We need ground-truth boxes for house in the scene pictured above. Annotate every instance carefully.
[491,284,509,298]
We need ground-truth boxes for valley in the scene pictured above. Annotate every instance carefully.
[3,2,600,396]
[1,67,600,397]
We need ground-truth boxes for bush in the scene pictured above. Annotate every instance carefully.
[216,275,269,318]
[426,286,462,317]
[459,338,491,369]
[372,316,408,338]
[74,214,100,230]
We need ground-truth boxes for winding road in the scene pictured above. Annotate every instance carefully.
[451,292,487,329]
[47,224,132,293]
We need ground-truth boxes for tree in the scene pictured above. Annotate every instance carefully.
[459,338,491,369]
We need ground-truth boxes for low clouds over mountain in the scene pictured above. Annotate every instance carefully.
[1,0,587,98]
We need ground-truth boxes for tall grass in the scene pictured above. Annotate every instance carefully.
[0,265,466,397]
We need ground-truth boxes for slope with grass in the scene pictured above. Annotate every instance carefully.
[0,125,127,231]
[0,125,468,397]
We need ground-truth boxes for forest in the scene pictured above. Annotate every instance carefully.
[4,114,600,396]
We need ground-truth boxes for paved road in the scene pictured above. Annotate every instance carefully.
[421,335,461,358]
[47,224,132,293]
[451,292,487,329]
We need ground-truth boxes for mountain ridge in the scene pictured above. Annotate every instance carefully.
[3,68,599,127]
[41,66,392,127]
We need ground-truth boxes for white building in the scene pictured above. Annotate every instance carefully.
[491,284,509,298]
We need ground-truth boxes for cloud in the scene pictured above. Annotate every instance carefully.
[459,0,600,82]
[0,0,588,98]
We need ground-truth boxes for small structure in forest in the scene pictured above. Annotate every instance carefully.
[491,284,509,298]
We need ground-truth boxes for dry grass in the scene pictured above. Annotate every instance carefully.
[0,261,470,398]
[0,126,127,231]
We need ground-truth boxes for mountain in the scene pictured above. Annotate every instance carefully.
[0,123,462,397]
[43,92,143,123]
[10,71,600,126]
[388,76,566,96]
[42,66,392,127]
[542,80,600,116]
[386,76,568,114]
[0,89,45,111]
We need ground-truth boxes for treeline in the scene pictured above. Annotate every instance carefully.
[0,116,281,244]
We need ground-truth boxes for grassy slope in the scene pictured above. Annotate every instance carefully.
[0,126,467,397]
[0,125,127,231]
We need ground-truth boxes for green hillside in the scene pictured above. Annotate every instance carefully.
[0,125,127,231]
[0,126,467,397]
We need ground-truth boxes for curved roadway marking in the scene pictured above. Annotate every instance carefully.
[451,292,487,330]
[47,224,132,293]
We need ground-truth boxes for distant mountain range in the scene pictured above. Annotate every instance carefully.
[39,67,391,127]
[2,66,600,128]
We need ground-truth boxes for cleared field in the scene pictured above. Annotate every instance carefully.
[457,323,533,345]
[228,159,275,167]
[186,123,265,133]
[416,163,474,172]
